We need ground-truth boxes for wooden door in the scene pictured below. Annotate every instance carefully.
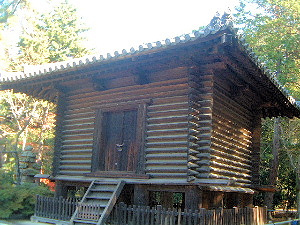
[101,109,138,171]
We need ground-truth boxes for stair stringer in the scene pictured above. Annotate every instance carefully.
[70,180,96,224]
[70,180,125,225]
[97,180,125,225]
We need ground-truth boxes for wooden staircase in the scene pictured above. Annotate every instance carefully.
[70,180,125,225]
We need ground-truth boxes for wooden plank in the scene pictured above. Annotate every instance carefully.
[145,147,187,154]
[146,141,188,148]
[249,116,261,185]
[148,102,189,112]
[148,108,188,118]
[67,86,189,110]
[97,180,125,225]
[212,117,252,138]
[150,95,188,105]
[147,128,188,137]
[52,94,66,176]
[147,122,188,131]
[66,76,188,101]
[67,78,189,104]
[212,134,250,156]
[209,145,251,164]
[146,153,186,160]
[136,103,148,174]
[213,105,251,129]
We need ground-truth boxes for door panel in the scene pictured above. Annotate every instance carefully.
[101,109,137,171]
[120,110,137,171]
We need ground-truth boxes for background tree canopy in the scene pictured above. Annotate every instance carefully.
[0,0,91,218]
[0,0,23,23]
[235,0,300,98]
[234,0,300,214]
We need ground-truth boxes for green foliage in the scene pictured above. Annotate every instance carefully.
[234,0,300,98]
[259,118,300,209]
[235,0,300,210]
[0,0,92,181]
[40,0,90,62]
[275,152,297,209]
[0,90,56,180]
[0,0,24,23]
[13,0,90,70]
[0,169,53,218]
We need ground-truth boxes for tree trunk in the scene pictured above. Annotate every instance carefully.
[265,117,281,211]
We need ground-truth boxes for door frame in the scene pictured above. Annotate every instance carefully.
[91,100,149,175]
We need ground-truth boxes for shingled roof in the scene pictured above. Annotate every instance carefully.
[1,13,299,114]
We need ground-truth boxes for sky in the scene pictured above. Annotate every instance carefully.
[57,0,240,55]
[25,0,241,57]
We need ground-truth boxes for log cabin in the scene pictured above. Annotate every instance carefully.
[1,13,299,224]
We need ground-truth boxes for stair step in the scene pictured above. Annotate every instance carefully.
[73,219,98,224]
[86,196,111,200]
[81,202,107,208]
[87,193,112,198]
[72,180,124,225]
[90,188,115,192]
[94,181,118,185]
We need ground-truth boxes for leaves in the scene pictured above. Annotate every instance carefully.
[0,0,92,180]
[234,0,300,98]
[0,90,56,180]
[0,173,53,218]
[235,0,300,209]
[5,0,91,71]
[0,0,23,23]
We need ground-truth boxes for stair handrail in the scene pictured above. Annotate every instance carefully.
[70,180,96,224]
[97,180,125,225]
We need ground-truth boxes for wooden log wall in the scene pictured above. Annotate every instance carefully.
[57,66,189,181]
[209,80,254,187]
[187,65,256,186]
[187,67,214,181]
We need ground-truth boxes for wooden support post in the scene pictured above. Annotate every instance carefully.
[224,192,238,208]
[185,186,202,210]
[161,192,173,209]
[250,115,261,185]
[134,185,149,206]
[240,193,253,208]
[246,193,254,208]
[52,92,66,177]
[55,181,68,198]
[212,192,223,209]
[237,193,243,208]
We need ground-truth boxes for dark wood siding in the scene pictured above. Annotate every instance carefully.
[58,67,189,181]
[187,66,256,186]
[187,68,214,181]
[146,95,189,180]
[209,78,254,187]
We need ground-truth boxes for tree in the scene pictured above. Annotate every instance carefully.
[14,0,90,70]
[234,0,300,216]
[280,119,300,217]
[235,0,300,97]
[0,0,24,23]
[0,0,92,185]
[0,90,56,184]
